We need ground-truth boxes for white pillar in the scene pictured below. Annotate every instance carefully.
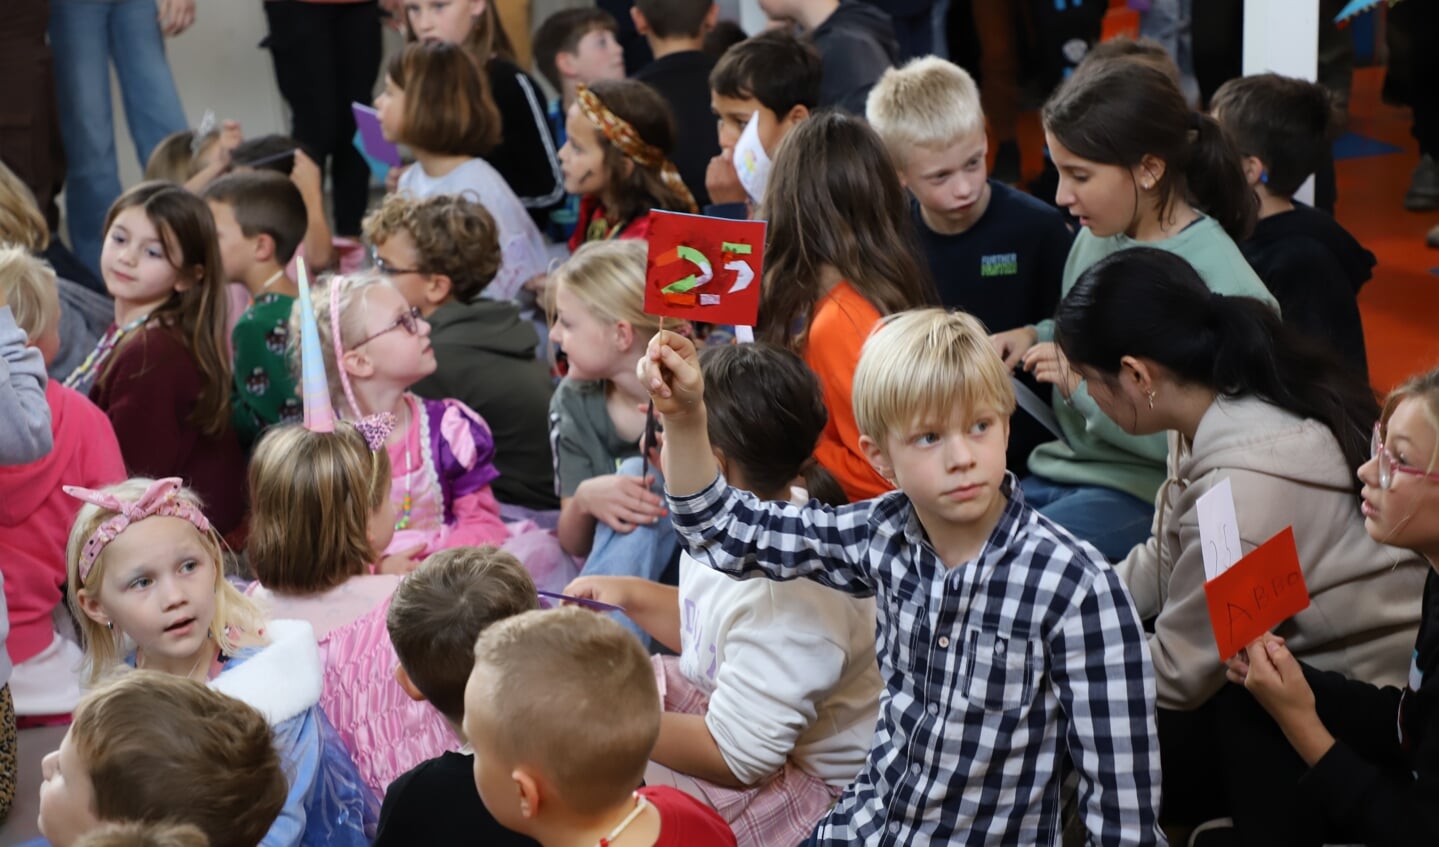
[1243,0,1320,204]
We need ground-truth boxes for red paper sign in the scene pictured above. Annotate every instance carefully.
[1203,526,1311,662]
[644,211,766,326]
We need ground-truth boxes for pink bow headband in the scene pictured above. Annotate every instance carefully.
[64,478,212,584]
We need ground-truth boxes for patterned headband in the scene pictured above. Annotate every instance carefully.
[575,85,698,214]
[64,478,213,584]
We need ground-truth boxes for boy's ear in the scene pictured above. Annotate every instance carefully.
[703,3,719,31]
[254,232,278,265]
[781,103,810,129]
[555,51,578,79]
[425,273,454,306]
[630,6,651,36]
[394,665,427,702]
[1239,155,1265,189]
[513,768,542,819]
[859,434,896,483]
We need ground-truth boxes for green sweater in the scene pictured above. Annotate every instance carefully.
[231,293,299,446]
[1028,218,1279,502]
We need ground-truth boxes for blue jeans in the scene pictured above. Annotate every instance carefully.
[1020,475,1154,562]
[581,456,679,646]
[49,0,188,275]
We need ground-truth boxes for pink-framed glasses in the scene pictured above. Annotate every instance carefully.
[1371,423,1439,490]
[351,307,423,349]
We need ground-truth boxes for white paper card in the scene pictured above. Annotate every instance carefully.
[733,112,773,205]
[1197,478,1243,582]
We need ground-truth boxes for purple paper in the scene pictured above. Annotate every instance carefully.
[536,590,625,613]
[351,102,402,168]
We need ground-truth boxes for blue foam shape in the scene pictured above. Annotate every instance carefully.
[1333,131,1404,161]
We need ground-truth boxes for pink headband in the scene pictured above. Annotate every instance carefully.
[64,478,213,584]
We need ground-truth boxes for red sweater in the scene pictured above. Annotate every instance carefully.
[91,325,248,537]
[0,382,126,662]
[638,786,736,846]
[567,196,655,251]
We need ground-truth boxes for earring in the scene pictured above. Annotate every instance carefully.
[106,621,113,631]
[1141,180,1154,191]
[1146,390,1156,410]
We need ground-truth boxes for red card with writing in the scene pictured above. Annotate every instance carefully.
[1203,526,1310,662]
[644,211,766,325]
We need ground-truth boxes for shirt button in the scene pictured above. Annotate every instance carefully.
[927,703,939,716]
[910,762,921,775]
[995,638,1007,654]
[889,821,901,834]
[937,636,950,648]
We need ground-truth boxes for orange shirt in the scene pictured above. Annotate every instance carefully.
[803,281,894,502]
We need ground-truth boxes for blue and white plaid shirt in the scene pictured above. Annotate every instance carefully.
[669,473,1166,846]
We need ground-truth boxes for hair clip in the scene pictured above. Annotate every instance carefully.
[355,412,397,451]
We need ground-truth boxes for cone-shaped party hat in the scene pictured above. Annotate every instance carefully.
[296,258,335,433]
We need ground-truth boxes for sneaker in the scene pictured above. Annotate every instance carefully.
[1405,155,1439,211]
[1188,818,1236,847]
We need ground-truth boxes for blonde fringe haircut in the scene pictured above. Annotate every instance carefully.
[247,421,394,594]
[547,239,663,340]
[290,271,393,414]
[0,245,59,345]
[1382,365,1439,476]
[65,479,268,687]
[0,160,48,251]
[866,56,985,169]
[853,308,1016,446]
[469,607,660,815]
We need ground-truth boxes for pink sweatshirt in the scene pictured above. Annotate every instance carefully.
[0,382,126,663]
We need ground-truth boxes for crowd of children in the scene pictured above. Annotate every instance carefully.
[0,4,1433,847]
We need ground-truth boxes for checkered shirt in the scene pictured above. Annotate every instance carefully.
[668,473,1167,846]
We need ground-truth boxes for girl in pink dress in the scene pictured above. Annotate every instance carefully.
[306,271,574,591]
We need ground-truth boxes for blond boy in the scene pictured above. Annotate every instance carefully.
[643,310,1164,846]
[867,57,1071,337]
[463,607,736,847]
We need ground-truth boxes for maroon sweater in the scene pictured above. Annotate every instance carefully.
[91,325,247,537]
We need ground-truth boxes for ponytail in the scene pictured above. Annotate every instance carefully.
[1055,248,1377,484]
[1185,112,1256,241]
[1043,57,1256,242]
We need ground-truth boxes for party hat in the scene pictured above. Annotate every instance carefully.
[296,258,336,433]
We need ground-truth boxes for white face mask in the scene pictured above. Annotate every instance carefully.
[733,112,773,205]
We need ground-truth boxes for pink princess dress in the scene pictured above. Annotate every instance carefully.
[385,394,575,592]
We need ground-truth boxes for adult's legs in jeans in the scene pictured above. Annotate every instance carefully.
[1018,475,1154,560]
[49,0,117,276]
[582,456,680,645]
[330,1,382,236]
[1139,0,1200,106]
[109,0,188,169]
[264,1,341,233]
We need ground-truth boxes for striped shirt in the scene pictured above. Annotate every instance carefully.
[668,473,1166,846]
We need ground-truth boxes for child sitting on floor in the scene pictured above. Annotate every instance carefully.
[306,272,572,590]
[0,247,124,720]
[374,546,542,846]
[643,310,1164,845]
[566,342,881,847]
[464,607,737,846]
[37,671,287,847]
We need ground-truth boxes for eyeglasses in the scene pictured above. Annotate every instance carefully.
[371,247,425,277]
[351,307,424,348]
[1371,423,1439,490]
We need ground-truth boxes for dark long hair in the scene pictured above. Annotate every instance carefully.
[1043,57,1256,241]
[756,110,937,349]
[99,182,233,438]
[700,343,846,506]
[584,79,693,227]
[1054,248,1377,483]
